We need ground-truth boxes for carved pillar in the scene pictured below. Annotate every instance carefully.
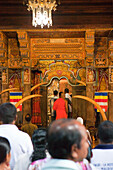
[40,86,47,127]
[85,31,95,127]
[17,32,31,123]
[72,86,86,121]
[0,32,8,103]
[108,40,113,121]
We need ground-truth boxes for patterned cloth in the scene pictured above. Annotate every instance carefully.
[28,158,49,170]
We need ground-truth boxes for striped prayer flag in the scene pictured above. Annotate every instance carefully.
[94,92,108,113]
[10,92,22,112]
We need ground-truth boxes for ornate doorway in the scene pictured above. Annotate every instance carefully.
[47,77,72,125]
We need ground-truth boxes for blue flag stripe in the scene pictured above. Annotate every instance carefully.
[10,92,22,96]
[95,92,108,96]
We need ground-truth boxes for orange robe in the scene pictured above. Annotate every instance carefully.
[53,98,67,120]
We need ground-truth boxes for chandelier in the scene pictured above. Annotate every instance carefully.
[24,0,59,28]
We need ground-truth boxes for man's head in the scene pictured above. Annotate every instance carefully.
[0,103,17,124]
[53,90,58,96]
[25,114,31,122]
[47,118,89,162]
[98,120,113,144]
[64,88,69,93]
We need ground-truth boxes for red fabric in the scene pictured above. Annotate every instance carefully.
[53,98,67,120]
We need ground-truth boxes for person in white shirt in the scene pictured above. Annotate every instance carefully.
[64,88,72,118]
[0,102,33,170]
[91,120,113,170]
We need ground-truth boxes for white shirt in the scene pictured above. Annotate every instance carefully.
[65,93,72,112]
[91,144,113,170]
[0,124,33,170]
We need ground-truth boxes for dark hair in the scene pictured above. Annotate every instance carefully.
[47,119,82,159]
[0,137,11,164]
[31,128,47,162]
[98,120,113,143]
[0,103,17,124]
[64,88,69,93]
[25,114,31,122]
[59,92,63,98]
[54,90,58,96]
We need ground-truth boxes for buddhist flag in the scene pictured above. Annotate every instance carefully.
[94,92,108,113]
[10,92,22,112]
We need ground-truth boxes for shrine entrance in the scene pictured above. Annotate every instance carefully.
[47,77,72,125]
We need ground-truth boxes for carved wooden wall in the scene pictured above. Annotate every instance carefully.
[1,30,113,126]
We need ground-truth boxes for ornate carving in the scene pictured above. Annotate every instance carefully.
[85,31,95,67]
[2,68,8,84]
[17,32,30,60]
[64,60,85,68]
[109,41,113,49]
[22,58,30,67]
[109,57,113,66]
[8,39,20,58]
[17,32,28,40]
[8,59,22,68]
[86,67,96,84]
[85,57,94,66]
[31,38,85,59]
[0,32,8,61]
[95,58,108,67]
[24,68,30,84]
[31,53,85,60]
[109,66,113,83]
[95,37,107,51]
[0,59,7,67]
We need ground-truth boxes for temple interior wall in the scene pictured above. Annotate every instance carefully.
[0,30,113,127]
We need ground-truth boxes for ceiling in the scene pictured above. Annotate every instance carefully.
[1,0,113,38]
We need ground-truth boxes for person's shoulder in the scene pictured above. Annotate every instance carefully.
[18,128,32,138]
[30,123,37,129]
[21,124,27,129]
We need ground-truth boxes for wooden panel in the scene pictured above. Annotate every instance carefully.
[0,0,113,29]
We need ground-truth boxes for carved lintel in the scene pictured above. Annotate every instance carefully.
[85,57,94,66]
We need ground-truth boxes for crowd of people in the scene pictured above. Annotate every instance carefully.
[0,90,113,170]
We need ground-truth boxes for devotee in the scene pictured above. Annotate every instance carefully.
[42,118,91,170]
[91,120,113,169]
[64,88,72,118]
[14,128,49,170]
[76,117,92,162]
[0,103,33,170]
[28,128,50,170]
[53,92,68,120]
[21,113,37,138]
[50,90,58,121]
[0,137,11,170]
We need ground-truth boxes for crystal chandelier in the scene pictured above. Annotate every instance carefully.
[24,0,58,28]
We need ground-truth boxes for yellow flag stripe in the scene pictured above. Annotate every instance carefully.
[95,96,108,99]
[10,96,22,99]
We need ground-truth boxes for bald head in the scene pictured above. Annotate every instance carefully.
[47,118,88,162]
